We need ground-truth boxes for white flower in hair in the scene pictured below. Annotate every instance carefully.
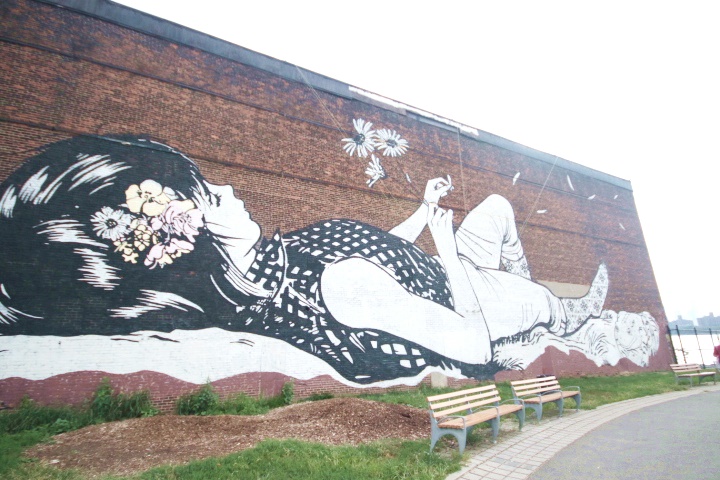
[342,118,377,157]
[91,207,133,241]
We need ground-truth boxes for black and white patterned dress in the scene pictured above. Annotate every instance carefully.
[237,219,497,384]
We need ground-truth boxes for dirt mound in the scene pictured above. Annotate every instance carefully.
[26,398,430,477]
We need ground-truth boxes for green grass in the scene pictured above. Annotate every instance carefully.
[136,439,459,480]
[360,371,687,413]
[553,371,687,409]
[0,371,694,479]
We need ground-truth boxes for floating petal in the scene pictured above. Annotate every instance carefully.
[567,175,574,191]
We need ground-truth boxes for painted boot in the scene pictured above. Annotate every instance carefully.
[557,263,609,335]
[501,255,532,280]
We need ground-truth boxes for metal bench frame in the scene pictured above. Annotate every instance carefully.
[427,384,525,454]
[510,376,581,422]
[670,363,717,386]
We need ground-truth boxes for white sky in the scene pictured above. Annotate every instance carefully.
[114,0,720,322]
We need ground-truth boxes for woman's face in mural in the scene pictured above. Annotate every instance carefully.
[197,182,261,271]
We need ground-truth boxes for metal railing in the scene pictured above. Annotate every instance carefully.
[666,325,720,368]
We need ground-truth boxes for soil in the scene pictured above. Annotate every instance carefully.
[26,398,431,477]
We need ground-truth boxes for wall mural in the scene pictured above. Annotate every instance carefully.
[0,129,660,388]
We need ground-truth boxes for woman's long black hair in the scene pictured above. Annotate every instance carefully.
[0,135,249,336]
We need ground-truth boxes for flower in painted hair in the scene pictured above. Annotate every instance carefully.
[113,239,139,264]
[145,237,194,268]
[130,219,159,253]
[375,129,409,157]
[365,155,386,188]
[342,118,376,157]
[125,179,171,217]
[90,207,133,241]
[149,199,204,242]
[96,179,205,268]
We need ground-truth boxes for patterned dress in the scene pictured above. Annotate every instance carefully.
[236,219,497,384]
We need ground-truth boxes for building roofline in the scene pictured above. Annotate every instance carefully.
[38,0,632,191]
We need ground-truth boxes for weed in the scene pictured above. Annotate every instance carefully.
[306,392,334,401]
[89,378,157,421]
[281,381,294,405]
[175,382,219,415]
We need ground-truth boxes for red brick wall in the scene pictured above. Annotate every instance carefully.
[0,0,672,408]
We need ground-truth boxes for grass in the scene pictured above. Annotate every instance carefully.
[138,439,459,480]
[0,371,693,479]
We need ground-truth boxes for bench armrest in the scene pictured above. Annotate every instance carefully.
[501,398,525,407]
[563,386,581,392]
[538,389,561,396]
[519,393,543,400]
[437,414,469,429]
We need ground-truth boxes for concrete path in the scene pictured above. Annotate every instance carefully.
[447,383,720,480]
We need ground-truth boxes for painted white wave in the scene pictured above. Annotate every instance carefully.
[0,328,466,388]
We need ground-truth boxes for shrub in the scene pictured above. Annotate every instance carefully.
[175,382,219,415]
[0,396,90,435]
[89,378,157,421]
[281,381,294,405]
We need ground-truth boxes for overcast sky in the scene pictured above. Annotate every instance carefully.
[114,0,720,322]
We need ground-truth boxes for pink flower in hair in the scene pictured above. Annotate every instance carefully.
[150,199,204,242]
[144,238,195,269]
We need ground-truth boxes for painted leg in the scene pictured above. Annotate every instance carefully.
[557,263,609,334]
[456,194,526,272]
[501,255,532,280]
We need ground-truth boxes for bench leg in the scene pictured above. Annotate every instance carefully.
[515,408,525,431]
[430,422,468,454]
[556,397,565,417]
[527,403,543,423]
[489,417,500,443]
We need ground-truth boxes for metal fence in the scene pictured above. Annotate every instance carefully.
[667,325,720,368]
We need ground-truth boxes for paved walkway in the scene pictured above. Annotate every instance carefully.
[447,383,720,480]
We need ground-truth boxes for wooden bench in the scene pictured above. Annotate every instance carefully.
[427,384,525,454]
[670,363,717,386]
[510,376,580,422]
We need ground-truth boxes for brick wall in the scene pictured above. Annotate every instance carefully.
[0,0,672,408]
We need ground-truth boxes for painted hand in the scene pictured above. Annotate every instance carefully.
[423,176,453,206]
[427,204,458,260]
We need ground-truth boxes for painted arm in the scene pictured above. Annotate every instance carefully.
[426,204,485,319]
[389,176,453,243]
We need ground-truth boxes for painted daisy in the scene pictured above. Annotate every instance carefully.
[342,118,376,157]
[375,129,409,157]
[365,154,386,188]
[90,207,133,241]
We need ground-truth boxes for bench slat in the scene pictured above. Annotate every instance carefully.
[514,384,560,396]
[432,399,498,418]
[510,376,558,385]
[426,385,496,402]
[438,408,498,429]
[429,390,499,411]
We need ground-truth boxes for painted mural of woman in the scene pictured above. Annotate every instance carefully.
[0,135,658,385]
